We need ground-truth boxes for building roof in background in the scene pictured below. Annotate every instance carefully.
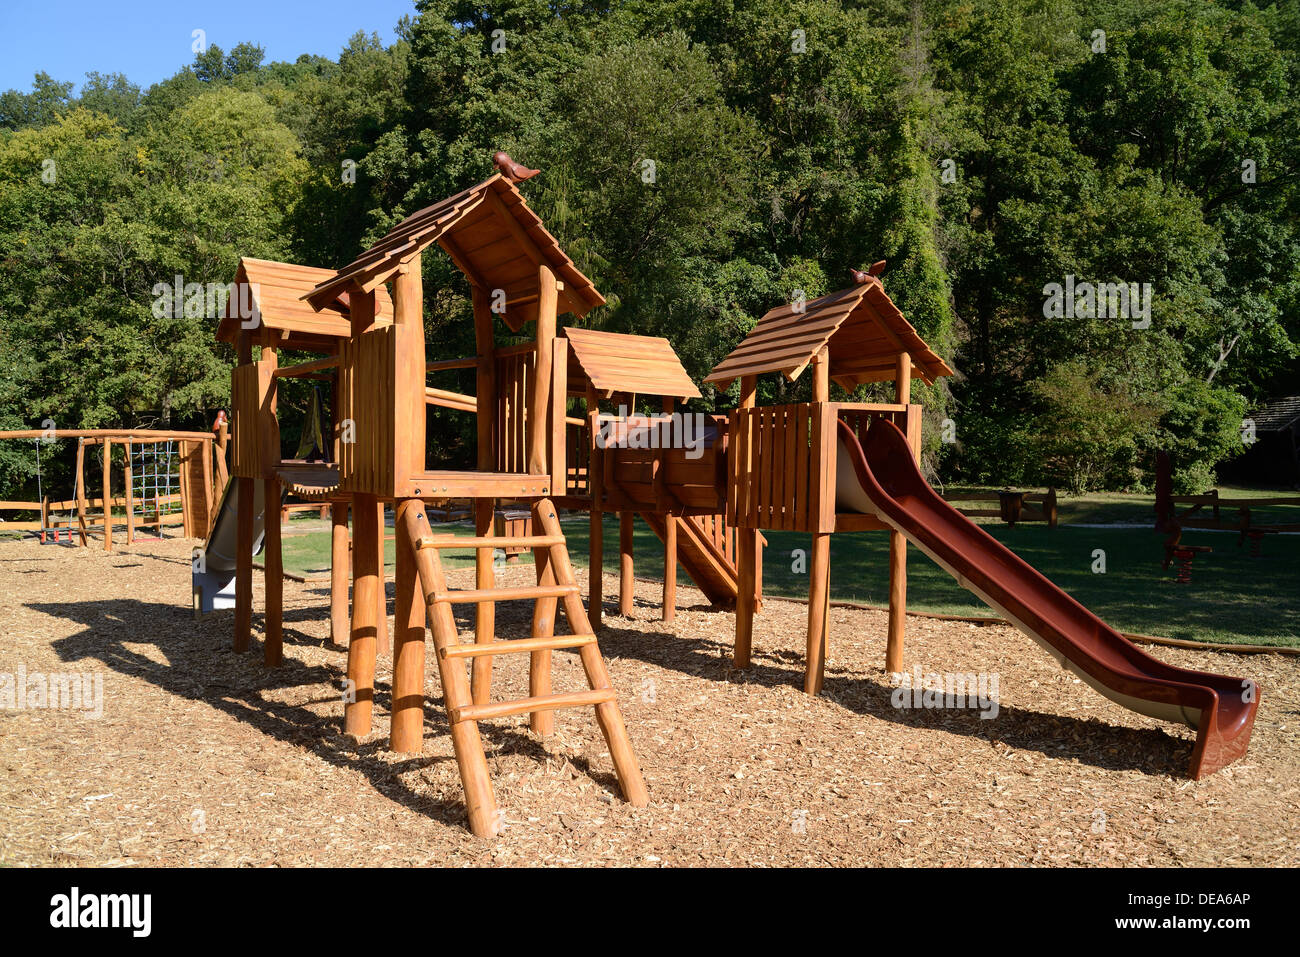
[1251,395,1300,432]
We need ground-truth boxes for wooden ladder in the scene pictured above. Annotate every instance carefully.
[396,497,648,837]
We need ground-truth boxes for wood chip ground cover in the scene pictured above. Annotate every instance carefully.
[1,539,1296,866]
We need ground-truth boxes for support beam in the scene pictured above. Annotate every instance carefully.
[263,477,283,667]
[390,499,426,753]
[330,501,349,647]
[234,476,254,653]
[733,374,759,668]
[528,263,558,476]
[345,492,380,736]
[663,514,677,622]
[101,438,112,552]
[376,500,389,656]
[472,499,495,703]
[471,284,497,700]
[619,512,634,616]
[805,347,832,693]
[529,530,557,736]
[806,533,831,694]
[124,440,135,545]
[586,383,604,630]
[888,349,910,673]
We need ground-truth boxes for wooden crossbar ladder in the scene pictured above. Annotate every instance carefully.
[386,497,648,837]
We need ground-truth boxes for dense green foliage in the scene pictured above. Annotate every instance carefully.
[2,0,1298,499]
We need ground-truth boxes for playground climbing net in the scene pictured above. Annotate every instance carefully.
[130,440,183,538]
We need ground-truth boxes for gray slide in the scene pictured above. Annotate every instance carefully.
[191,479,267,616]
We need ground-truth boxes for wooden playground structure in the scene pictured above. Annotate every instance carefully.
[209,157,964,831]
[217,158,662,835]
[704,265,953,693]
[0,427,224,548]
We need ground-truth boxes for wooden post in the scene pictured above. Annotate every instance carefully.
[529,263,558,477]
[330,501,349,647]
[101,438,112,552]
[263,476,283,667]
[886,351,910,675]
[74,439,88,546]
[734,375,759,668]
[529,519,556,736]
[345,491,380,736]
[586,383,603,630]
[390,499,425,753]
[805,347,831,694]
[663,514,677,622]
[376,500,389,657]
[234,475,254,653]
[471,285,497,702]
[124,440,135,545]
[619,512,634,615]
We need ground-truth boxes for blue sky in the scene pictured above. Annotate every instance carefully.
[0,0,419,93]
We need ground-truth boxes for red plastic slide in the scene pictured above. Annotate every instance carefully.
[835,419,1258,778]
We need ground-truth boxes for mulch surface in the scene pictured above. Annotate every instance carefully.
[1,537,1296,866]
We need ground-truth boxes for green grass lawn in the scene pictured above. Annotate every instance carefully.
[277,508,1300,648]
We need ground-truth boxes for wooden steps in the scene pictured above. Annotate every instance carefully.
[388,498,648,838]
[640,511,751,610]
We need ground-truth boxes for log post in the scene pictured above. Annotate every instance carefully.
[389,498,426,753]
[329,501,349,647]
[376,499,389,656]
[529,523,556,736]
[345,491,380,736]
[619,512,634,615]
[887,350,910,675]
[733,374,759,668]
[471,285,497,702]
[234,475,254,653]
[586,383,604,630]
[263,476,283,667]
[805,347,831,694]
[101,438,112,552]
[124,439,135,545]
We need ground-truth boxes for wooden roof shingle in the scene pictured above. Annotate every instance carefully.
[216,257,393,353]
[303,173,604,327]
[563,327,701,400]
[704,276,953,390]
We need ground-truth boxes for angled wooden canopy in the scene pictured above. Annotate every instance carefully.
[216,257,393,354]
[704,275,953,391]
[303,173,604,329]
[563,326,702,400]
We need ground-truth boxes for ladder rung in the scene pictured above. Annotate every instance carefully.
[450,688,616,724]
[416,534,565,551]
[440,633,597,659]
[429,584,577,604]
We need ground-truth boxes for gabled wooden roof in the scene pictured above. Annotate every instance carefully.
[703,276,953,390]
[1251,395,1300,433]
[303,173,604,327]
[216,257,393,353]
[563,326,701,400]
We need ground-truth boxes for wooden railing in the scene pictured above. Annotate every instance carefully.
[728,401,921,533]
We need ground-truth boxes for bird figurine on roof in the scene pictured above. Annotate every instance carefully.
[493,151,540,184]
[850,261,887,285]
